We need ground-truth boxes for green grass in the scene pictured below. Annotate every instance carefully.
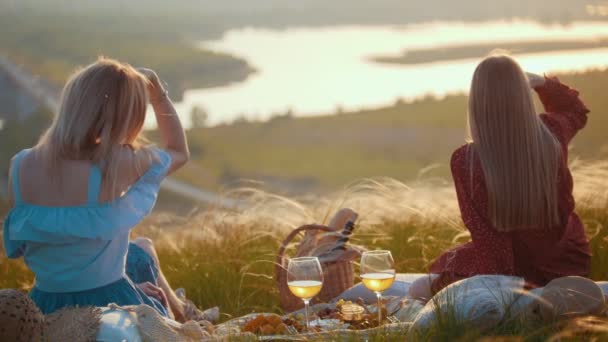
[3,159,608,340]
[179,68,608,194]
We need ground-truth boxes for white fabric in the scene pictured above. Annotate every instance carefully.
[92,275,608,340]
[96,307,142,342]
[596,281,608,296]
[411,275,530,330]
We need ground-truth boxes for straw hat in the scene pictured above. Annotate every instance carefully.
[539,276,606,321]
[0,289,102,342]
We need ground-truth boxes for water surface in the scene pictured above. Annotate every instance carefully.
[161,21,608,127]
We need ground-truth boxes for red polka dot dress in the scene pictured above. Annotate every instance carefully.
[429,77,591,293]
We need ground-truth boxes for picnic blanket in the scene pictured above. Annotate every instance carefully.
[95,274,608,341]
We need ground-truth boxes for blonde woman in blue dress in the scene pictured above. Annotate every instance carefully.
[3,58,200,322]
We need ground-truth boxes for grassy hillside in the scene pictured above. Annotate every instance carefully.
[177,69,608,194]
[3,160,608,339]
[0,108,53,181]
[0,14,254,101]
[3,69,606,197]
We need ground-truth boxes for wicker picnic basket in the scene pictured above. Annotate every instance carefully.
[275,224,355,312]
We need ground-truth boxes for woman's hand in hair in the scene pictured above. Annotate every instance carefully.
[137,67,190,174]
[137,68,166,101]
[526,72,546,88]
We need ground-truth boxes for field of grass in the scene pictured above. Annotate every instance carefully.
[371,39,608,65]
[2,157,608,339]
[3,68,606,198]
[177,68,608,194]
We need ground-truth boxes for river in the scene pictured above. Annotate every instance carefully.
[156,20,608,127]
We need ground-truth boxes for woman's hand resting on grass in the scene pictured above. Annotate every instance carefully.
[137,282,169,308]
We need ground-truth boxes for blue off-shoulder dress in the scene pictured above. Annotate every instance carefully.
[2,147,171,316]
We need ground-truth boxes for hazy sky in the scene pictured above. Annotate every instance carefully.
[0,0,600,26]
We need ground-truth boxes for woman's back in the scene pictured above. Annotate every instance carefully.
[429,57,591,293]
[450,131,588,286]
[3,58,189,316]
[13,147,151,207]
[6,146,171,293]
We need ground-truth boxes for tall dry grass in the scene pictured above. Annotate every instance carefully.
[133,159,608,316]
[2,159,608,339]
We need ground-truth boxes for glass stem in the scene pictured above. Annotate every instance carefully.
[376,292,382,324]
[304,299,310,331]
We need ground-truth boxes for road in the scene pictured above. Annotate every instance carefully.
[162,178,245,209]
[0,57,60,114]
[0,58,240,209]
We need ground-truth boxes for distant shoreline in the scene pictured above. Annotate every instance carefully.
[370,39,608,65]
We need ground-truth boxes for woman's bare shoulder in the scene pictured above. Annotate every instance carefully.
[115,146,156,180]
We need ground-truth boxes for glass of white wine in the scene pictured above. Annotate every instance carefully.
[360,250,396,324]
[287,257,324,331]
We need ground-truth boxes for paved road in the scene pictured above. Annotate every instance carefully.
[0,58,238,208]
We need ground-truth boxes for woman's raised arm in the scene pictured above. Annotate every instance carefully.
[528,72,589,144]
[526,72,546,88]
[138,68,190,175]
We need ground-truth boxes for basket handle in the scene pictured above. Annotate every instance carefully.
[274,224,335,282]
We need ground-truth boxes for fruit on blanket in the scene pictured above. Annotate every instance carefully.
[260,324,275,335]
[283,316,305,333]
[276,323,289,334]
[243,315,265,333]
[243,299,389,335]
[314,300,384,330]
[317,307,331,318]
[267,314,283,326]
[317,307,341,320]
[336,299,353,309]
[243,313,300,335]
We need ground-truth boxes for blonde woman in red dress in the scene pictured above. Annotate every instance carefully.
[409,55,591,301]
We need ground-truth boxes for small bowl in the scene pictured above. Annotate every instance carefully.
[341,304,365,321]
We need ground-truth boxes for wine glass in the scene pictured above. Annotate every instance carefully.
[287,257,324,331]
[360,250,396,324]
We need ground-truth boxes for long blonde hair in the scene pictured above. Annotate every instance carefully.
[37,57,150,194]
[467,55,562,231]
